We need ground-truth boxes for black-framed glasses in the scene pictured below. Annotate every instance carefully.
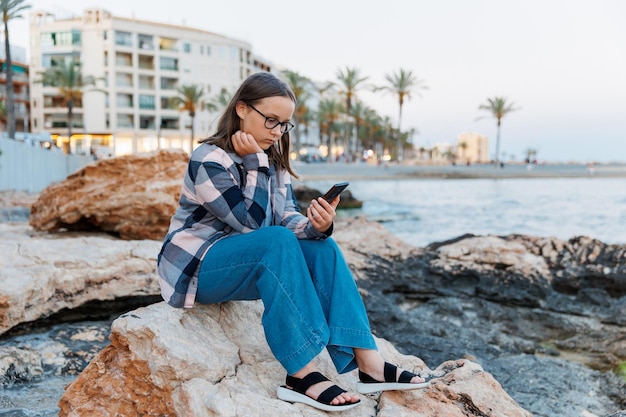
[247,103,295,134]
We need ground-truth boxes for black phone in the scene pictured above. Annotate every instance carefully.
[321,182,349,202]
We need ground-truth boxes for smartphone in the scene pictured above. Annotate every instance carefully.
[321,182,349,202]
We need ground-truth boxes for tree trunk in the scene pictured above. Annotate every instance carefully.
[68,100,74,140]
[397,103,404,161]
[495,118,502,168]
[189,114,195,153]
[4,22,16,140]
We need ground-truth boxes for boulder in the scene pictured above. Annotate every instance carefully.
[29,149,188,240]
[0,217,408,336]
[0,223,161,335]
[58,301,532,417]
[294,185,363,210]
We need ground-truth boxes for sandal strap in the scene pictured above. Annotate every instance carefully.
[383,362,397,382]
[317,384,347,405]
[286,372,328,395]
[285,372,348,406]
[359,362,418,384]
[398,370,417,383]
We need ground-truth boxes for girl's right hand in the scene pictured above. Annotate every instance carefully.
[232,130,262,156]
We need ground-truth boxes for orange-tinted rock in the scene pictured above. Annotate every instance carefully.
[29,150,188,240]
[57,301,532,417]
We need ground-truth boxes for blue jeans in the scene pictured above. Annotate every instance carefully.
[197,226,377,375]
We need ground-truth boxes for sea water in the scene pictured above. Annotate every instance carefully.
[304,177,626,248]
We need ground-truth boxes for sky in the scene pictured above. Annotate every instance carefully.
[8,0,626,163]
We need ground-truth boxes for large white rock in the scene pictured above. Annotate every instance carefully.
[0,223,161,334]
[59,301,532,417]
[0,217,410,335]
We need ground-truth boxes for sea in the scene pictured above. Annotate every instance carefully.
[302,176,626,248]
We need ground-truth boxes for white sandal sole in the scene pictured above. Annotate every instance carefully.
[276,386,360,412]
[356,380,430,394]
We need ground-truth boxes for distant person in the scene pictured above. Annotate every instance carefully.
[588,162,595,176]
[157,72,429,412]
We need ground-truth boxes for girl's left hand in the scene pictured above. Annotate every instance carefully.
[307,195,339,233]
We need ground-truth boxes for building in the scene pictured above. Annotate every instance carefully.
[0,45,30,135]
[456,132,489,164]
[28,8,273,157]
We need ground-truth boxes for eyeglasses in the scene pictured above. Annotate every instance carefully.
[247,103,295,134]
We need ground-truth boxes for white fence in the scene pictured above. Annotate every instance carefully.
[0,137,94,193]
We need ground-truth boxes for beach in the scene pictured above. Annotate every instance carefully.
[292,160,626,181]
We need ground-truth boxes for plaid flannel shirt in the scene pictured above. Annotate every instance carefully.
[157,143,329,308]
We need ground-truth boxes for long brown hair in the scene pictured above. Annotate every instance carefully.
[200,72,298,178]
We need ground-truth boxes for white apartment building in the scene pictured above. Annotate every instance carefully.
[456,132,489,164]
[28,8,273,157]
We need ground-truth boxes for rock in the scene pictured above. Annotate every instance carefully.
[58,301,532,417]
[0,218,406,336]
[0,223,161,335]
[1,215,624,416]
[28,149,188,240]
[357,233,626,415]
[294,185,363,210]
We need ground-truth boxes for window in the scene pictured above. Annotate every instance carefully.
[138,34,154,50]
[184,43,191,53]
[116,93,134,108]
[115,52,133,67]
[140,115,155,129]
[159,37,178,52]
[161,117,179,129]
[115,72,133,88]
[40,30,81,48]
[160,57,178,71]
[160,77,178,90]
[138,54,154,70]
[117,114,134,128]
[139,75,154,89]
[160,97,176,110]
[115,31,132,47]
[139,95,155,110]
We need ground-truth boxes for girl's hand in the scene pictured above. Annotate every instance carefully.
[232,130,262,156]
[307,195,339,233]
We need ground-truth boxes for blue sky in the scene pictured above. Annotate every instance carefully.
[9,0,626,163]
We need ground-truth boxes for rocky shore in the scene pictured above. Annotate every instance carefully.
[1,151,624,416]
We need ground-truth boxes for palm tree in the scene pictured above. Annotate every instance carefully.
[335,67,368,158]
[316,98,344,162]
[350,100,367,157]
[172,84,206,151]
[0,98,6,130]
[37,59,100,140]
[282,70,314,155]
[312,80,335,146]
[206,87,232,114]
[1,0,31,140]
[478,96,520,167]
[458,141,468,163]
[377,69,427,161]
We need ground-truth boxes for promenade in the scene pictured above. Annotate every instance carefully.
[292,161,626,181]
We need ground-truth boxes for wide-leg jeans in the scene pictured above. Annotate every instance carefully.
[196,226,377,375]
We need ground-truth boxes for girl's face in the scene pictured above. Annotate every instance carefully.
[236,96,295,150]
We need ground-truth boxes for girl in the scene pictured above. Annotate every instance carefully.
[158,72,428,412]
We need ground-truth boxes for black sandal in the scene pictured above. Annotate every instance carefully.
[276,371,361,412]
[356,362,430,394]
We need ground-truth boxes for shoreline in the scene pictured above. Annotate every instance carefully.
[292,161,626,181]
